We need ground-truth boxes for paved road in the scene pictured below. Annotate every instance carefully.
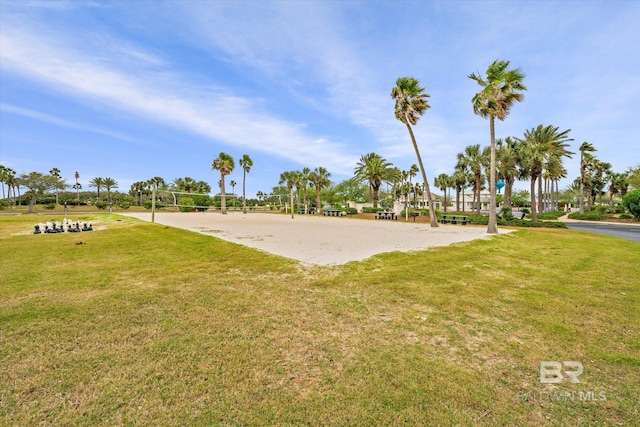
[565,222,640,243]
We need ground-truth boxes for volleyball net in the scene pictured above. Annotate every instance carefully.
[155,190,286,212]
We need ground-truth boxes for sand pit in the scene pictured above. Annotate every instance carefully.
[122,212,506,266]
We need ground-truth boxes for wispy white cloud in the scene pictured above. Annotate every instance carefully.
[172,2,416,151]
[0,104,138,143]
[0,16,359,174]
[1,1,638,193]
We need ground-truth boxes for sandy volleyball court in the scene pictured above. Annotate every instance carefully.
[122,212,505,266]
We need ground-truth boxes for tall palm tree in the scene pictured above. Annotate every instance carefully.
[49,168,62,204]
[175,177,202,194]
[194,180,210,194]
[230,180,237,207]
[434,174,452,213]
[0,164,8,200]
[88,177,105,200]
[579,142,596,214]
[458,145,486,214]
[6,169,18,207]
[592,161,612,206]
[607,172,626,207]
[454,155,471,212]
[407,164,419,211]
[518,125,573,220]
[545,156,567,212]
[74,171,80,204]
[279,171,298,219]
[300,167,311,213]
[469,59,527,233]
[239,154,253,214]
[408,164,419,188]
[495,137,520,213]
[130,181,146,206]
[452,169,467,212]
[212,152,235,214]
[353,152,395,208]
[102,177,118,206]
[309,167,331,214]
[391,77,438,227]
[543,155,563,212]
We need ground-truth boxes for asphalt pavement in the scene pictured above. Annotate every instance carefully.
[564,221,640,243]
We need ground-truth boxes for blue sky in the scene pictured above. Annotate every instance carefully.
[1,0,639,197]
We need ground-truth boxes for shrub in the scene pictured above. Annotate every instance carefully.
[619,213,634,220]
[536,210,565,220]
[192,195,212,212]
[177,196,195,212]
[521,208,530,215]
[505,219,566,228]
[95,201,108,210]
[500,206,514,221]
[379,198,394,210]
[362,207,383,213]
[143,200,153,210]
[465,213,567,228]
[594,205,609,215]
[466,214,488,225]
[118,201,131,209]
[0,199,6,210]
[345,207,358,215]
[622,189,640,220]
[44,203,56,210]
[568,211,603,221]
[613,205,626,214]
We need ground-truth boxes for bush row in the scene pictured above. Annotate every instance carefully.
[568,211,603,221]
[467,214,567,228]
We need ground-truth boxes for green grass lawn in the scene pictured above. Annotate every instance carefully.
[1,214,638,426]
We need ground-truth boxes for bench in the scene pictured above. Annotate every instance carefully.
[375,212,397,220]
[441,215,468,225]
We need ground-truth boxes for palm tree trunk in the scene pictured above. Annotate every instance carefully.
[537,175,543,215]
[443,187,448,213]
[487,116,498,234]
[289,188,294,219]
[504,177,514,213]
[404,123,438,227]
[242,169,247,214]
[579,154,585,214]
[303,187,308,214]
[530,176,537,221]
[472,188,476,213]
[220,176,227,214]
[462,187,466,213]
[315,186,321,214]
[475,175,481,215]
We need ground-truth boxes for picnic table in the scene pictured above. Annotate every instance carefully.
[324,209,345,217]
[375,211,397,220]
[409,212,420,222]
[440,214,468,225]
